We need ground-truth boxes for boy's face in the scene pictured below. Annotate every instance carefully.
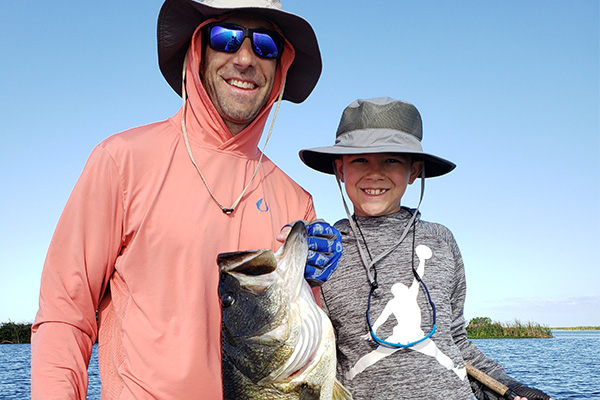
[335,153,423,217]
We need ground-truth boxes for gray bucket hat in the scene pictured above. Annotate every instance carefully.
[299,97,456,178]
[157,0,322,103]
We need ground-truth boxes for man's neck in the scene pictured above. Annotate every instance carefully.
[225,120,249,136]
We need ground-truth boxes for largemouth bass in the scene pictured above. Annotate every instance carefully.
[218,221,352,400]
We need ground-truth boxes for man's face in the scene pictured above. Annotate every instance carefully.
[201,15,278,135]
[334,153,423,217]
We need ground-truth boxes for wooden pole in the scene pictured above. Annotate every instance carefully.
[465,362,516,400]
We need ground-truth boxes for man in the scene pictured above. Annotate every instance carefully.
[31,1,338,398]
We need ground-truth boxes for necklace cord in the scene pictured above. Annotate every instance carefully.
[365,216,437,349]
[334,164,436,348]
[335,165,426,287]
[180,51,286,214]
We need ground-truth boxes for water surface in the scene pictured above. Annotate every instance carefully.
[1,330,598,399]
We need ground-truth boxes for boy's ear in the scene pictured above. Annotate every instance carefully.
[409,160,424,184]
[334,158,345,182]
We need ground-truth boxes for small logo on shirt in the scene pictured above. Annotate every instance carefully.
[256,198,269,212]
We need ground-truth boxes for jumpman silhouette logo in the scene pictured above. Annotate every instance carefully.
[346,244,467,381]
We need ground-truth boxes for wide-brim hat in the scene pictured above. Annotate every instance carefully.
[157,0,322,103]
[300,97,456,178]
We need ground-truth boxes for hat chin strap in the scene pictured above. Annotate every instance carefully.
[180,51,286,214]
[334,164,426,288]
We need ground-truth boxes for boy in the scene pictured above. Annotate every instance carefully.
[299,97,554,399]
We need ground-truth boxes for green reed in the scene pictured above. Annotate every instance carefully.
[466,317,553,339]
[0,321,32,344]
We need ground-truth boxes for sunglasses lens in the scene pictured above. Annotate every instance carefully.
[209,24,281,59]
[252,32,280,59]
[209,25,244,52]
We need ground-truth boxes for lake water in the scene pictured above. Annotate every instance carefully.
[1,330,598,399]
[471,330,600,399]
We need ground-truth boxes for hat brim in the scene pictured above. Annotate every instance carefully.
[299,146,456,178]
[157,0,322,103]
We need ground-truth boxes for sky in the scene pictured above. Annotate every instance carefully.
[1,1,598,328]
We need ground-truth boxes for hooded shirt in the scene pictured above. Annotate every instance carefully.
[31,21,316,400]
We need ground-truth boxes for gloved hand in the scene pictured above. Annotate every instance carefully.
[508,383,554,400]
[304,220,342,286]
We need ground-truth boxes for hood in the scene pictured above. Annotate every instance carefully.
[180,18,295,157]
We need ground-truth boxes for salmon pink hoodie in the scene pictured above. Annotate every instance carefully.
[31,22,316,399]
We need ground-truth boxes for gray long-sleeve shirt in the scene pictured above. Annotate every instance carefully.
[321,208,517,399]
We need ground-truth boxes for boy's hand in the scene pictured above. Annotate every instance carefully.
[278,220,342,286]
[509,384,554,400]
[305,220,342,286]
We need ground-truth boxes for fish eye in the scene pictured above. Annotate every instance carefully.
[221,293,235,308]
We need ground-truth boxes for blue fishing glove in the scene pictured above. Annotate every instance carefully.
[304,220,342,286]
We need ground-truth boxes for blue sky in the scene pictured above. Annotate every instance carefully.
[1,1,598,328]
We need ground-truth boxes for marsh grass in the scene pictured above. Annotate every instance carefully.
[466,317,553,339]
[552,326,600,330]
[0,321,32,344]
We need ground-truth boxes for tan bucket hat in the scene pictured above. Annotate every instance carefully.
[157,0,322,103]
[300,97,456,178]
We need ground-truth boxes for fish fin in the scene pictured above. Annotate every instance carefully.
[332,379,353,400]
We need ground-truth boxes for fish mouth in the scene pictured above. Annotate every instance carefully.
[216,221,307,277]
[218,249,277,276]
[280,221,307,252]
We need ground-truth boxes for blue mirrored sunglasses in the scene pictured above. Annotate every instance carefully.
[206,23,283,59]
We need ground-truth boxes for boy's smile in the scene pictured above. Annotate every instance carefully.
[335,153,423,217]
[363,188,388,195]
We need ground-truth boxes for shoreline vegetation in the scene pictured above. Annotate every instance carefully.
[467,317,599,339]
[467,317,554,339]
[1,320,599,344]
[0,321,32,344]
[551,326,600,331]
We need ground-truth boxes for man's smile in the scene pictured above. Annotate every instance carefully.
[227,78,257,90]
